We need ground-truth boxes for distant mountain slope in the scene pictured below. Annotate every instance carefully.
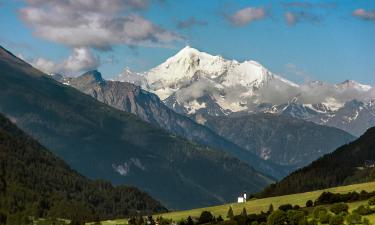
[0,113,166,223]
[257,98,375,137]
[258,126,375,198]
[0,45,274,209]
[197,113,355,167]
[53,71,289,179]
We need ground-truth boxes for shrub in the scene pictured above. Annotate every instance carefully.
[198,211,214,224]
[306,200,313,208]
[307,219,318,225]
[353,205,374,216]
[329,203,349,215]
[0,212,6,225]
[278,204,293,212]
[293,205,300,210]
[267,210,287,225]
[187,216,194,225]
[227,207,234,219]
[319,213,331,224]
[369,196,375,206]
[268,204,274,213]
[329,215,344,225]
[346,212,362,225]
[286,210,306,225]
[313,206,327,219]
[241,208,248,216]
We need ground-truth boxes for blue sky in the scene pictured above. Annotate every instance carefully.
[0,0,374,84]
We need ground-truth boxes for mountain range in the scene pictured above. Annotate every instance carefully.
[0,45,274,210]
[117,46,375,137]
[51,70,289,179]
[56,71,355,170]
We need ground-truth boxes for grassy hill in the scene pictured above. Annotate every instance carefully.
[155,181,375,221]
[98,181,375,225]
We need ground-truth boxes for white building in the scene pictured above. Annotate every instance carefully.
[237,193,247,203]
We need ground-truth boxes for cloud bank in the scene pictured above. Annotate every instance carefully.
[20,0,182,50]
[228,7,266,26]
[31,48,100,75]
[177,17,207,29]
[353,9,375,21]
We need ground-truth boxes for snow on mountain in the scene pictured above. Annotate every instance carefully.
[118,46,300,114]
[116,46,374,136]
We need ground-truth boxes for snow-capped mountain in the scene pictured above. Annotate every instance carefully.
[116,46,375,136]
[117,46,300,115]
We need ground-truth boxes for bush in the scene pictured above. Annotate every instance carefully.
[0,212,6,225]
[306,200,313,208]
[268,204,274,213]
[227,207,234,219]
[307,219,318,225]
[267,210,287,225]
[198,211,214,224]
[313,206,327,219]
[353,205,374,215]
[286,210,306,225]
[278,204,293,212]
[329,203,349,215]
[346,212,362,225]
[369,196,375,206]
[241,208,248,216]
[329,215,344,225]
[319,213,331,224]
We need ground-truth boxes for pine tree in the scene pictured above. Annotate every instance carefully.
[227,206,234,219]
[241,207,247,217]
[186,216,194,225]
[268,204,274,213]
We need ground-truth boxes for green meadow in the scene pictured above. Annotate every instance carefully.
[98,181,375,224]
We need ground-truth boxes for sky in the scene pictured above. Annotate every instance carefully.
[0,0,374,85]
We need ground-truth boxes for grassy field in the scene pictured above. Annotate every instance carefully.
[101,181,375,224]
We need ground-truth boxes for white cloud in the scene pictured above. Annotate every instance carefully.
[19,0,182,50]
[229,7,266,26]
[285,12,296,26]
[31,47,100,75]
[284,11,321,26]
[353,8,375,21]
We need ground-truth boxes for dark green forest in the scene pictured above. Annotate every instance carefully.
[258,127,375,198]
[0,113,166,225]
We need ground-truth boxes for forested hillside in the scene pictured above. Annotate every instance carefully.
[0,113,166,225]
[258,127,375,198]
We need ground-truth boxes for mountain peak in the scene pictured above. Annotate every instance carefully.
[78,70,105,84]
[337,79,371,91]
